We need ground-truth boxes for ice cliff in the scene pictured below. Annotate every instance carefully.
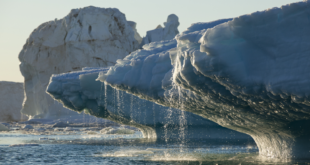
[140,14,180,46]
[94,1,310,159]
[47,67,252,142]
[18,6,140,118]
[0,81,27,122]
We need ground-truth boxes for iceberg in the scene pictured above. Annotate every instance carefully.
[47,67,252,142]
[94,1,310,159]
[18,6,140,119]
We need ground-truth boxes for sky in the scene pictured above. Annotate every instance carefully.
[0,0,301,82]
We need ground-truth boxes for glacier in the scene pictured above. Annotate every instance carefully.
[47,67,252,142]
[18,6,140,119]
[93,1,310,159]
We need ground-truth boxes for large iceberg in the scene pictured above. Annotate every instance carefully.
[47,67,252,142]
[0,81,28,122]
[94,1,310,159]
[18,6,140,118]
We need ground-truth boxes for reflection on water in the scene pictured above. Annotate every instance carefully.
[1,128,309,165]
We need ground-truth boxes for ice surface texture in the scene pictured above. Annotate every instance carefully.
[18,6,140,118]
[97,1,310,159]
[0,81,27,122]
[47,67,252,142]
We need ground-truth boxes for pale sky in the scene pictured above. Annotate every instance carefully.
[0,0,301,82]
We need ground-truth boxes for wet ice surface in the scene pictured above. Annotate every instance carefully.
[0,123,308,165]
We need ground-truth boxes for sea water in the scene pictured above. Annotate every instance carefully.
[0,122,309,165]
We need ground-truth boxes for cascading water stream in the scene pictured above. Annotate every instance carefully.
[104,83,108,127]
[130,95,134,123]
[96,82,104,127]
[178,86,187,153]
[152,104,156,128]
[164,107,173,159]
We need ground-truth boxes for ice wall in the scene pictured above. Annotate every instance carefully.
[47,68,252,142]
[0,81,28,122]
[140,14,180,46]
[18,6,140,119]
[98,1,310,159]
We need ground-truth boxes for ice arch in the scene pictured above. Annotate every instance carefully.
[97,1,310,159]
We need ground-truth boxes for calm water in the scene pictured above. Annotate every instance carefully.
[0,125,309,164]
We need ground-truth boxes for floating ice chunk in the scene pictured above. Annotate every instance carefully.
[22,125,34,129]
[0,123,9,131]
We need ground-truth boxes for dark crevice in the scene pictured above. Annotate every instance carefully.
[88,26,92,37]
[113,16,124,34]
[78,20,82,27]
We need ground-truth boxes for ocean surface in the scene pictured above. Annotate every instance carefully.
[0,122,309,165]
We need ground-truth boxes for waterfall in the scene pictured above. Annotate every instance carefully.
[178,87,187,152]
[164,107,173,143]
[104,83,108,127]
